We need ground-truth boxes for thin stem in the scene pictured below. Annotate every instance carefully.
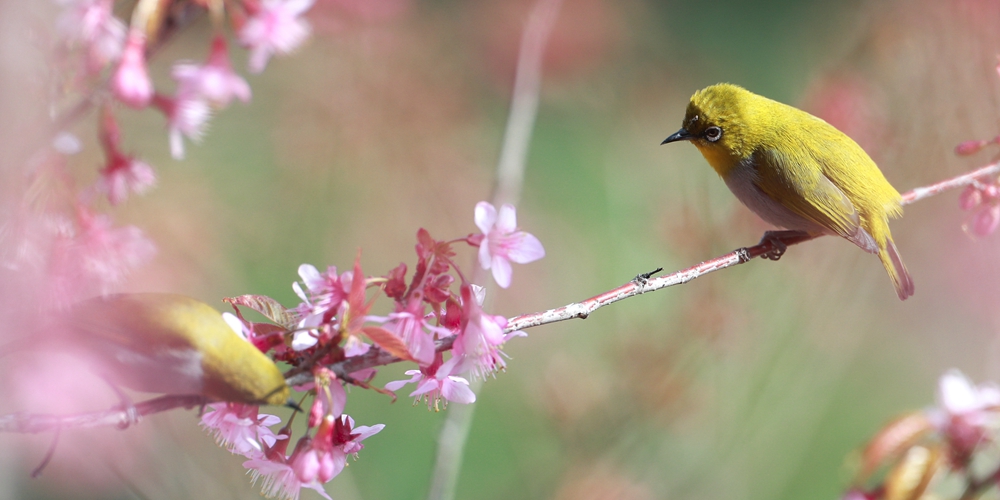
[428,0,565,499]
[0,395,207,433]
[490,0,564,208]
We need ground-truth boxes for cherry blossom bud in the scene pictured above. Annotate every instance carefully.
[959,185,982,211]
[982,183,1000,200]
[971,204,1000,237]
[955,140,987,156]
[111,31,153,108]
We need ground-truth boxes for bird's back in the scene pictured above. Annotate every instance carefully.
[747,93,903,222]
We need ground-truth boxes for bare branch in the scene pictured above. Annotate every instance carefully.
[0,395,207,433]
[318,161,1000,376]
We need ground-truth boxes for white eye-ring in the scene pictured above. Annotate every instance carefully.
[704,126,722,142]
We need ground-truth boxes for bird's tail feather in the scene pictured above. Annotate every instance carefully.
[880,238,914,300]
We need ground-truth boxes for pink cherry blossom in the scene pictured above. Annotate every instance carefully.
[306,368,346,428]
[369,301,450,366]
[56,0,126,71]
[172,36,251,108]
[95,153,156,205]
[449,285,526,379]
[201,403,281,457]
[330,414,384,456]
[291,264,350,350]
[245,445,332,500]
[343,335,377,381]
[244,414,382,500]
[152,92,212,160]
[111,30,153,108]
[239,0,316,73]
[474,201,545,288]
[927,370,1000,463]
[291,437,344,486]
[385,358,476,409]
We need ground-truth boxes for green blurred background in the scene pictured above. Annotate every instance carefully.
[4,0,1000,498]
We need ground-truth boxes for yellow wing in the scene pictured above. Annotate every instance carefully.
[755,147,878,253]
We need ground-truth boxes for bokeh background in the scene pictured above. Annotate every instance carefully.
[3,0,1000,499]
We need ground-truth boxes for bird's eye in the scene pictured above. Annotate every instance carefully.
[704,126,722,142]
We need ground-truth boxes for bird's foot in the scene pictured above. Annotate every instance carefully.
[757,230,809,261]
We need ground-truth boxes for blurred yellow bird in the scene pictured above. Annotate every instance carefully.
[63,293,291,406]
[662,83,914,300]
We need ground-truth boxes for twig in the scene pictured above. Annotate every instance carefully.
[429,0,565,499]
[0,395,208,434]
[490,0,563,208]
[320,161,1000,376]
[902,161,1000,204]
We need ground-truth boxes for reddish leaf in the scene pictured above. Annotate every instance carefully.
[857,411,934,484]
[224,294,299,329]
[416,228,435,259]
[433,239,456,259]
[385,263,407,300]
[343,250,376,335]
[429,255,450,275]
[424,274,453,304]
[361,326,414,362]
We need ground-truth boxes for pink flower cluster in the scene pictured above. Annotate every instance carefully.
[207,201,543,497]
[958,180,1000,237]
[927,370,1000,465]
[201,401,382,500]
[842,370,1000,500]
[27,0,321,306]
[53,0,317,198]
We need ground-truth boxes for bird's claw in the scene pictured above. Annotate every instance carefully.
[759,231,789,261]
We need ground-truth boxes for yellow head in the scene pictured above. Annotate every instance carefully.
[661,83,776,176]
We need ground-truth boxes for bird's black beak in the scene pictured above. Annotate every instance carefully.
[661,128,693,145]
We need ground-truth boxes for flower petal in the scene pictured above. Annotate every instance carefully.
[478,238,493,270]
[940,370,977,414]
[496,204,517,232]
[441,376,476,404]
[474,201,496,234]
[298,263,321,284]
[505,232,545,263]
[491,255,512,288]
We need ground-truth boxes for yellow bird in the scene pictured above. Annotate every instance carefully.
[662,83,914,300]
[62,293,291,406]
